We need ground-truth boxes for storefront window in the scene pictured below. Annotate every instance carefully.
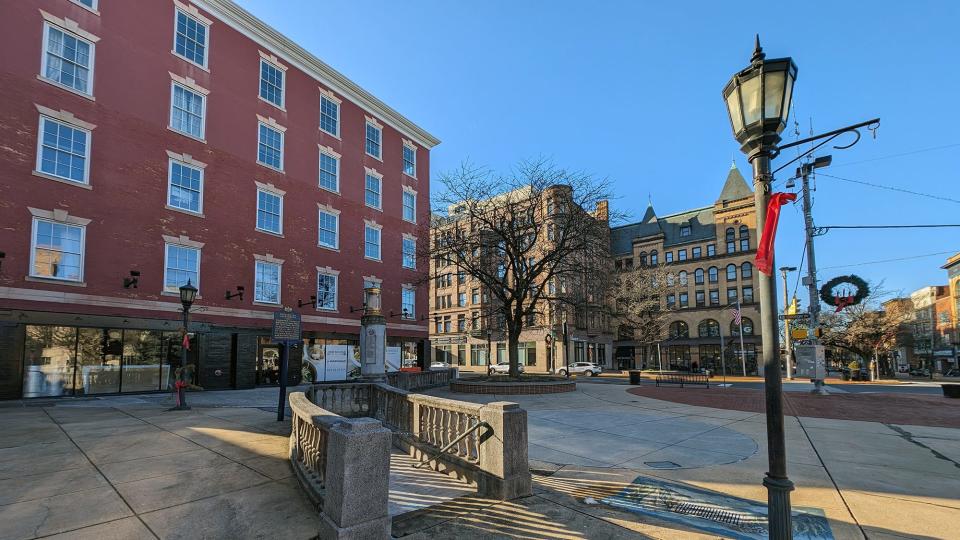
[23,326,77,397]
[470,344,488,366]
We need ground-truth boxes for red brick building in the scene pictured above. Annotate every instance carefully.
[0,0,438,399]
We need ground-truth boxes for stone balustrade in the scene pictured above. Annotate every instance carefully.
[288,391,392,539]
[385,367,458,391]
[306,383,372,418]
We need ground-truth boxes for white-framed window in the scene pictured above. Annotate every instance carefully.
[365,173,382,210]
[173,8,209,68]
[318,209,339,249]
[74,0,98,9]
[320,94,340,137]
[167,159,203,214]
[402,144,416,177]
[319,150,339,193]
[365,121,382,159]
[170,83,206,139]
[164,243,200,292]
[41,23,95,96]
[256,188,283,235]
[365,224,381,261]
[30,218,85,282]
[402,237,416,269]
[36,116,91,184]
[401,287,415,319]
[316,271,338,311]
[402,189,416,223]
[254,260,281,304]
[257,123,283,170]
[259,58,284,108]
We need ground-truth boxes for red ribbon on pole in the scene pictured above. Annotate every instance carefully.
[755,192,797,275]
[182,332,190,351]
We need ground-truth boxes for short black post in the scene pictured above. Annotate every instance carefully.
[277,342,289,421]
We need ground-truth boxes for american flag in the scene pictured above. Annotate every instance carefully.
[731,304,742,326]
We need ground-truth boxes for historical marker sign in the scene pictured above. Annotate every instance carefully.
[272,307,302,343]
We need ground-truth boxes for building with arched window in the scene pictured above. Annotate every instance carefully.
[609,163,762,373]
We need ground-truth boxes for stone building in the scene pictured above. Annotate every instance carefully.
[429,186,615,374]
[0,0,436,400]
[609,164,763,373]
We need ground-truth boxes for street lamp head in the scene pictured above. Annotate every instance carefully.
[179,279,198,309]
[723,35,798,158]
[363,287,382,315]
[779,266,798,273]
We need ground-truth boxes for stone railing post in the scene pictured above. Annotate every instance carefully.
[319,417,392,539]
[477,401,532,500]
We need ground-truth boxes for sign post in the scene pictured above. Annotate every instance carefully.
[272,307,302,421]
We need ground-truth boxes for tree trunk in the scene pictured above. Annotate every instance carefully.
[508,327,521,378]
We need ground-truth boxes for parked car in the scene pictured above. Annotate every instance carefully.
[488,362,523,375]
[430,362,449,369]
[909,368,931,377]
[558,362,602,377]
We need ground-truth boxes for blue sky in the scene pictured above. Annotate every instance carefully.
[237,0,959,300]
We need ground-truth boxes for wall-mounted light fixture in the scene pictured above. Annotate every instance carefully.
[123,270,140,289]
[224,286,244,301]
[298,295,317,308]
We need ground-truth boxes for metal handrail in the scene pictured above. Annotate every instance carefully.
[411,420,491,469]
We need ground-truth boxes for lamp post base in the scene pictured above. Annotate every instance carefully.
[763,474,795,539]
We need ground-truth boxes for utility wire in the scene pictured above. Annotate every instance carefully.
[829,142,960,168]
[792,243,806,300]
[819,224,960,230]
[818,173,960,205]
[820,250,958,271]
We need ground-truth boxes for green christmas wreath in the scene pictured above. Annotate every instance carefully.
[819,274,869,311]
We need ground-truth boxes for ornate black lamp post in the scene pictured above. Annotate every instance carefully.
[723,36,796,538]
[173,279,198,411]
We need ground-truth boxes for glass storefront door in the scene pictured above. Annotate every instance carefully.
[256,341,281,385]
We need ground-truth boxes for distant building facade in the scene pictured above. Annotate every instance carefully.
[609,164,762,374]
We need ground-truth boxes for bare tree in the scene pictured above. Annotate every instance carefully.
[608,262,679,367]
[818,281,912,373]
[429,159,616,377]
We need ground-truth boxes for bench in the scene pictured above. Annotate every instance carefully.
[655,373,710,388]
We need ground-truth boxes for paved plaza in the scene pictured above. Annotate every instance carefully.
[2,382,958,539]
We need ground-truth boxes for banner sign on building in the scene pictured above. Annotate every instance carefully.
[386,346,401,372]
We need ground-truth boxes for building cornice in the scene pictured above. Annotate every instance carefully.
[192,0,440,149]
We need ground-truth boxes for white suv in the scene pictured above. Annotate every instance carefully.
[558,362,602,377]
[488,362,524,375]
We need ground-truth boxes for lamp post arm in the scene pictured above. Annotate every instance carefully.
[773,118,880,174]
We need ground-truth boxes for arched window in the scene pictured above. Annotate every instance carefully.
[698,319,720,337]
[741,262,753,279]
[669,321,689,339]
[679,271,688,286]
[726,227,736,253]
[708,266,718,283]
[726,264,737,281]
[739,225,750,251]
[726,228,736,241]
[639,252,647,266]
[650,250,659,265]
[731,317,754,336]
[694,268,704,285]
[666,273,675,286]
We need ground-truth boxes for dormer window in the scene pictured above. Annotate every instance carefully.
[680,224,692,237]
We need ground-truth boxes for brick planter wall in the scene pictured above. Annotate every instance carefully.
[450,380,576,395]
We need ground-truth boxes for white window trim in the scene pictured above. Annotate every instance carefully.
[162,238,202,295]
[253,255,283,305]
[172,4,212,70]
[402,233,417,269]
[69,0,100,15]
[319,89,342,139]
[402,185,418,224]
[256,118,285,172]
[318,145,341,193]
[364,220,383,262]
[168,81,207,142]
[317,203,340,251]
[34,112,93,186]
[364,117,383,161]
[27,209,89,284]
[255,182,285,236]
[166,155,205,217]
[39,18,98,99]
[316,266,340,312]
[258,56,286,110]
[402,139,418,179]
[364,168,383,211]
[401,285,416,319]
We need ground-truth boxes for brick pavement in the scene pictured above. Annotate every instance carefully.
[627,386,960,428]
